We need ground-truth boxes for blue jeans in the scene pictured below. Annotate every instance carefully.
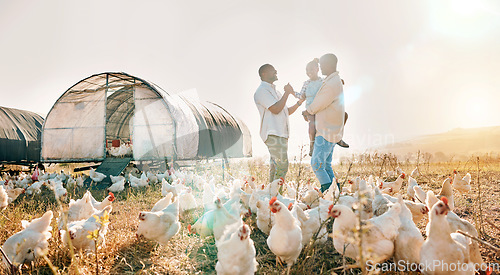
[311,136,335,189]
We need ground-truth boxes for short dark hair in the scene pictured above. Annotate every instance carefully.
[258,64,273,78]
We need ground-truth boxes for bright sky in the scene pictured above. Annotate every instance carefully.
[1,0,499,159]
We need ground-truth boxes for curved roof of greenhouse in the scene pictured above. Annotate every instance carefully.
[0,106,44,163]
[41,72,251,162]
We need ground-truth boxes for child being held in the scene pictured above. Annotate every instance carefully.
[294,58,349,156]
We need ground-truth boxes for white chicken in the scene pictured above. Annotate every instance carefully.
[301,188,321,209]
[255,199,275,235]
[438,178,454,210]
[62,206,112,252]
[396,166,404,175]
[379,173,405,194]
[161,178,177,197]
[420,197,475,274]
[189,209,215,237]
[108,177,125,193]
[294,199,330,246]
[110,175,125,184]
[372,187,392,216]
[189,198,239,237]
[178,187,198,213]
[322,180,340,202]
[26,181,43,195]
[48,180,67,200]
[89,168,107,183]
[88,191,115,211]
[151,193,173,212]
[384,195,429,225]
[137,199,180,245]
[0,185,8,209]
[2,211,53,266]
[129,173,148,188]
[411,167,420,177]
[452,170,471,194]
[146,171,158,184]
[248,185,271,214]
[329,202,401,264]
[66,177,77,188]
[407,176,419,201]
[6,187,25,203]
[267,197,302,274]
[64,191,98,226]
[394,195,424,265]
[425,191,483,266]
[155,171,169,182]
[413,185,427,204]
[215,221,258,275]
[76,175,85,187]
[212,198,240,241]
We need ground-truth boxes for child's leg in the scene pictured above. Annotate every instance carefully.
[308,114,316,156]
[337,112,349,148]
[308,114,316,141]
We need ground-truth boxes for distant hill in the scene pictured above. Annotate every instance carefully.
[373,126,500,161]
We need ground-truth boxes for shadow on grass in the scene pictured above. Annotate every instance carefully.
[109,237,159,274]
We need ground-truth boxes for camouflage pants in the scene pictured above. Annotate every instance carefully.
[264,135,288,182]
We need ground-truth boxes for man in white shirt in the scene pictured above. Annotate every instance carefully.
[254,64,304,182]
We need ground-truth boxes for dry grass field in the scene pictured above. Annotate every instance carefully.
[1,153,499,274]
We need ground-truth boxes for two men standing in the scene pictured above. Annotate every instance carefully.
[254,54,346,192]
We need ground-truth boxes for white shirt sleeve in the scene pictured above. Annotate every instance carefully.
[254,88,278,110]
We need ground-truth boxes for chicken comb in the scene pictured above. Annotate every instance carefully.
[269,197,278,206]
[401,173,406,179]
[279,177,285,184]
[441,196,449,205]
[328,204,334,213]
[348,180,353,184]
[288,203,293,210]
[453,169,457,174]
[108,192,115,202]
[187,224,192,233]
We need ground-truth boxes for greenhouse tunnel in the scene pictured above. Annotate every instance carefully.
[41,72,252,166]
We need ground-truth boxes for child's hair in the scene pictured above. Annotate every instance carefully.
[306,58,319,69]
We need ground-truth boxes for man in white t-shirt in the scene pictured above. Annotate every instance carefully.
[254,64,304,182]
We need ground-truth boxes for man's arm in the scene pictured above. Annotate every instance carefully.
[268,89,291,114]
[306,80,342,115]
[288,98,305,115]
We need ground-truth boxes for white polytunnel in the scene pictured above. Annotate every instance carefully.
[41,72,252,162]
[0,106,44,163]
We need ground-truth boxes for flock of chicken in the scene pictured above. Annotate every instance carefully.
[0,165,487,274]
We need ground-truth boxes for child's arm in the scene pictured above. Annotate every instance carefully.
[293,80,309,99]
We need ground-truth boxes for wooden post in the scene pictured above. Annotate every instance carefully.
[476,157,484,237]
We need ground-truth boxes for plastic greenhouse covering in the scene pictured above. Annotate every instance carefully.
[41,72,252,162]
[0,106,44,162]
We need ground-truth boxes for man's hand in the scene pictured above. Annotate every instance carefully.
[300,93,306,100]
[302,110,310,122]
[284,83,294,95]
